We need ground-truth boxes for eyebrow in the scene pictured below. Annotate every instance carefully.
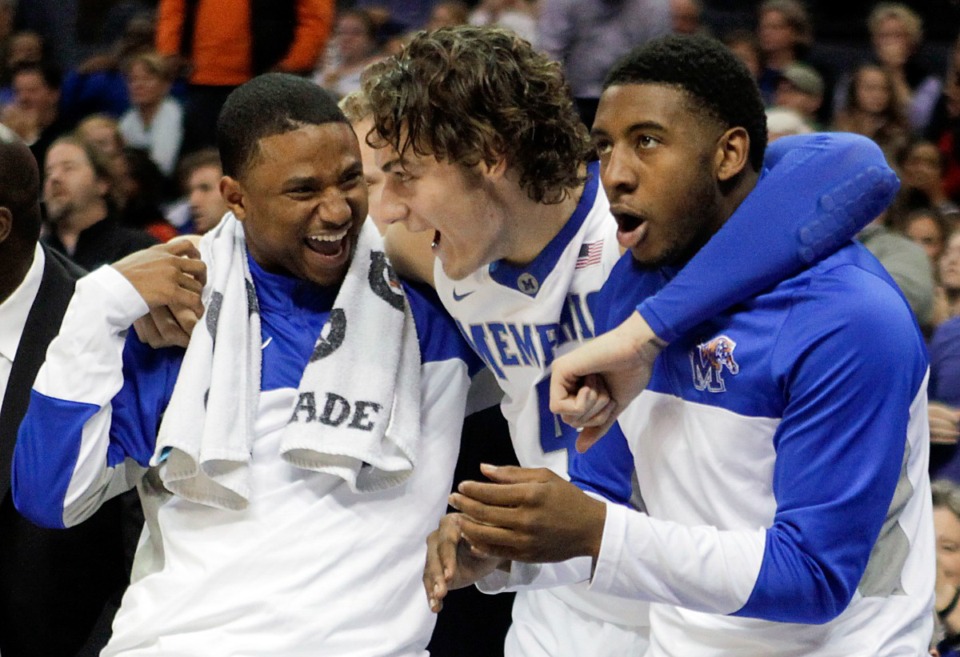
[591,120,666,139]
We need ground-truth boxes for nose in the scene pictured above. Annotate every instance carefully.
[600,143,639,197]
[377,180,414,228]
[317,188,353,226]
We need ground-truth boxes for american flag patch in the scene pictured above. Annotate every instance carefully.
[575,240,603,269]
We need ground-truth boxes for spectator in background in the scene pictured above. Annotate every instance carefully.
[932,481,960,656]
[833,63,912,163]
[538,0,671,129]
[119,51,183,177]
[891,140,960,226]
[755,0,814,105]
[58,11,157,126]
[857,213,935,328]
[0,30,43,106]
[42,135,155,270]
[176,147,226,235]
[867,3,941,135]
[904,207,952,265]
[2,61,70,167]
[774,62,824,129]
[723,28,762,81]
[936,229,960,327]
[77,113,125,165]
[427,2,470,30]
[115,146,179,243]
[155,0,333,153]
[469,1,537,47]
[670,0,707,36]
[313,9,383,99]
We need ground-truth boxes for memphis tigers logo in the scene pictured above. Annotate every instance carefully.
[690,335,740,393]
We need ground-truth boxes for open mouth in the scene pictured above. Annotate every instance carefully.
[431,230,441,250]
[612,208,648,249]
[305,226,350,258]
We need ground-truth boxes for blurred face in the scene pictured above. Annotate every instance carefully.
[872,15,913,68]
[188,164,227,234]
[352,118,385,230]
[936,505,960,587]
[727,41,760,79]
[905,215,944,262]
[941,232,960,292]
[12,70,57,115]
[758,10,795,55]
[671,0,700,35]
[336,15,375,65]
[855,67,891,115]
[591,83,726,268]
[224,122,367,287]
[43,142,108,222]
[376,141,507,280]
[7,32,42,68]
[78,119,123,160]
[427,4,464,30]
[902,142,942,192]
[127,61,169,109]
[774,81,820,117]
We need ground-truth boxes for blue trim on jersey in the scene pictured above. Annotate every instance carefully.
[488,160,600,297]
[569,421,635,505]
[405,280,484,375]
[13,391,100,529]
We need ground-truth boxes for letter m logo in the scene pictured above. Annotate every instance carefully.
[690,335,740,393]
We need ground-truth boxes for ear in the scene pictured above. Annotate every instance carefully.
[220,176,246,221]
[714,127,750,183]
[0,207,11,245]
[479,156,509,183]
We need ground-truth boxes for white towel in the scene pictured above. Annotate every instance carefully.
[153,214,421,509]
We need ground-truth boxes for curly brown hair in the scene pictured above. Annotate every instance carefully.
[362,26,592,204]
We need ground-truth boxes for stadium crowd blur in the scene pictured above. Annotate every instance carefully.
[9,0,960,654]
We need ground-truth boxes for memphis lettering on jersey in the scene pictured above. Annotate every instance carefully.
[690,334,740,393]
[290,392,383,431]
[457,293,597,380]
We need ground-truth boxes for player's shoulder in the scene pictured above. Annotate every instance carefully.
[402,279,481,371]
[773,242,926,366]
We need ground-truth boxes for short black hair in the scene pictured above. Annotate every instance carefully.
[604,35,767,171]
[216,73,349,179]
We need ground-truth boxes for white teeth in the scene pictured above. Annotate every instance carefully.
[309,228,349,242]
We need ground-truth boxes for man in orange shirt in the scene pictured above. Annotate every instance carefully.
[156,0,334,153]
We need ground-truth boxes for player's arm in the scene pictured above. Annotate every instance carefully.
[553,132,900,446]
[13,244,202,529]
[483,269,928,621]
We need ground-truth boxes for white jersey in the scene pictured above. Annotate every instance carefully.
[13,261,477,656]
[434,162,619,476]
[435,163,650,631]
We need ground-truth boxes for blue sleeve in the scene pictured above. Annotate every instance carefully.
[734,266,928,623]
[569,421,635,505]
[13,335,180,529]
[638,133,900,343]
[405,280,486,376]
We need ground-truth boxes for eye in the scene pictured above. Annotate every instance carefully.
[592,138,612,157]
[392,169,413,184]
[636,135,659,150]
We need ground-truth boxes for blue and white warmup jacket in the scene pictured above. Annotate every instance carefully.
[13,255,480,657]
[573,243,933,655]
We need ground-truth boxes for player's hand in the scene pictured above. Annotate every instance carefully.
[930,402,960,444]
[128,238,206,348]
[113,240,206,346]
[423,513,505,613]
[449,464,606,564]
[550,311,665,452]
